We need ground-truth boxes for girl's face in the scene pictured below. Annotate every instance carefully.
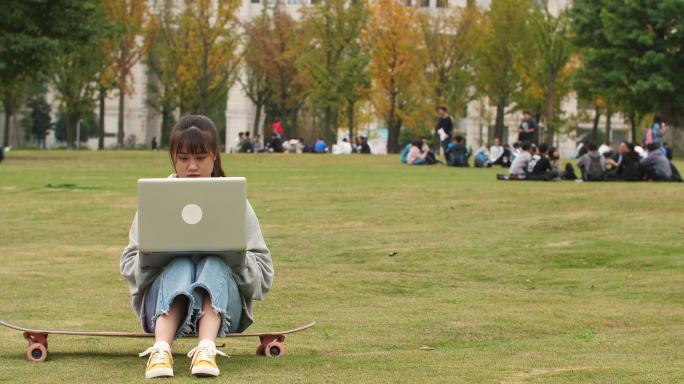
[174,149,215,178]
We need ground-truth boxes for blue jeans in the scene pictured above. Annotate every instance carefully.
[143,256,242,338]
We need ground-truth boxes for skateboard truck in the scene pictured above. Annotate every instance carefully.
[256,334,286,357]
[23,331,48,363]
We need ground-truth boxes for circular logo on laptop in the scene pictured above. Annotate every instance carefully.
[181,203,202,225]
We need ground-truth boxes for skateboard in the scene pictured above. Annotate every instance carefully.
[0,319,315,362]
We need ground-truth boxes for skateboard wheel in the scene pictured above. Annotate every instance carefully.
[27,343,47,362]
[264,341,284,357]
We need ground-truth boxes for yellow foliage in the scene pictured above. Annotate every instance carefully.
[364,0,428,150]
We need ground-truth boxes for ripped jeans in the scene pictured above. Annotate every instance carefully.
[143,256,242,338]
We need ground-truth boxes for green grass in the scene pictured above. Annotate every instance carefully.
[0,150,683,383]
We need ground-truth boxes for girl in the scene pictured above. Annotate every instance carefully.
[120,115,274,379]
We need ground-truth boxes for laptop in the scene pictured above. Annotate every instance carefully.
[137,177,247,268]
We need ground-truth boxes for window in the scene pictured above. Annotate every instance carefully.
[405,0,412,5]
[436,0,447,7]
[420,0,430,7]
[251,0,260,3]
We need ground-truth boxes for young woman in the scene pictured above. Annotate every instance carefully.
[120,115,274,379]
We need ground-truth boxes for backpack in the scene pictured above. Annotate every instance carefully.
[400,144,411,164]
[586,156,604,181]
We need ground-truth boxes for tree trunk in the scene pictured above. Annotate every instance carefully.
[252,103,262,137]
[117,89,125,148]
[321,106,337,144]
[545,80,555,147]
[99,87,106,150]
[387,120,401,154]
[347,99,355,142]
[2,102,11,148]
[628,111,636,143]
[605,105,612,145]
[591,105,601,143]
[65,113,76,149]
[161,105,172,148]
[494,97,505,141]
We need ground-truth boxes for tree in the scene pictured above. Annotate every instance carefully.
[22,95,53,149]
[243,3,309,139]
[158,0,241,115]
[475,0,530,141]
[570,0,684,146]
[145,3,181,148]
[241,13,274,136]
[516,6,575,146]
[103,0,152,148]
[153,0,242,141]
[364,0,428,153]
[0,0,80,147]
[51,1,111,148]
[418,4,482,117]
[300,0,369,143]
[0,80,28,148]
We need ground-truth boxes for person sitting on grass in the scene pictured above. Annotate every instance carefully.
[606,141,642,181]
[527,143,559,181]
[445,135,470,167]
[121,115,274,379]
[510,142,521,163]
[640,143,672,181]
[503,141,532,179]
[577,142,606,181]
[497,143,512,167]
[314,137,328,153]
[406,139,428,165]
[489,138,504,165]
[421,136,440,164]
[474,146,492,168]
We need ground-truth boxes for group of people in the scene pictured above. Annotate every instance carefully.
[498,140,681,182]
[235,119,372,155]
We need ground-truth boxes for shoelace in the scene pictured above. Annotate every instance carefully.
[139,347,171,367]
[187,345,228,365]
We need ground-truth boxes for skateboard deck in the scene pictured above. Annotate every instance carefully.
[0,319,315,362]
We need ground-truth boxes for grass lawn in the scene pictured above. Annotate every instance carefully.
[0,150,683,383]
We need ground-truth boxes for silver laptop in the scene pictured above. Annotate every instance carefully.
[137,177,247,268]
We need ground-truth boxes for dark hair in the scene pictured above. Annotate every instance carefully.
[169,115,225,177]
[523,110,531,115]
[548,146,558,159]
[646,143,659,151]
[521,142,531,151]
[513,142,521,149]
[538,143,548,154]
[627,142,635,152]
[438,106,448,113]
[653,115,663,125]
[412,139,423,148]
[587,142,597,151]
[455,135,464,143]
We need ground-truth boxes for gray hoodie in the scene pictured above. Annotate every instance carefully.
[640,150,672,180]
[120,198,273,333]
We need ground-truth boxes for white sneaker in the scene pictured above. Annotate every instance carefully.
[139,346,174,379]
[187,343,228,377]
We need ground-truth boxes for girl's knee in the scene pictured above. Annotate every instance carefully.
[203,255,227,269]
[166,256,194,271]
